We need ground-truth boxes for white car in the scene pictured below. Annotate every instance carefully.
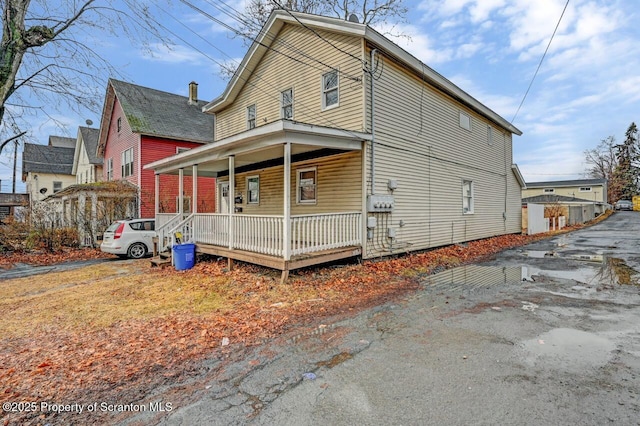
[100,219,156,259]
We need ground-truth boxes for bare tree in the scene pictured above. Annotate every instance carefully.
[237,0,408,45]
[584,136,617,203]
[0,0,168,151]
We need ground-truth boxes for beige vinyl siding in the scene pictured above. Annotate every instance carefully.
[522,185,606,203]
[215,24,365,141]
[364,46,521,258]
[220,151,361,215]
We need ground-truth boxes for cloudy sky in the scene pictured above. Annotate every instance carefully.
[2,0,639,192]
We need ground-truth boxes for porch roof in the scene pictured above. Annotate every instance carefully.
[144,120,369,176]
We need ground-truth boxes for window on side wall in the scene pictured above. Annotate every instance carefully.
[579,187,592,192]
[297,167,317,204]
[459,112,471,131]
[106,158,113,181]
[281,88,293,119]
[322,70,338,109]
[247,176,259,204]
[247,104,256,129]
[462,180,474,214]
[487,125,493,145]
[121,148,133,177]
[543,188,555,193]
[53,181,62,193]
[177,147,191,154]
[117,117,122,132]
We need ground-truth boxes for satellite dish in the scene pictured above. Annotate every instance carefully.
[86,119,93,126]
[39,188,47,194]
[348,14,359,23]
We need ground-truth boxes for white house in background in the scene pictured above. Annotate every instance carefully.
[22,141,75,206]
[72,126,102,184]
[145,10,524,281]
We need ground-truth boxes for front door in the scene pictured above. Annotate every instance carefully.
[218,182,230,214]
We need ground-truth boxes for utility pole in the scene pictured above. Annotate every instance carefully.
[12,139,18,193]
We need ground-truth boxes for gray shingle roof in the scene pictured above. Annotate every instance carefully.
[22,143,74,176]
[526,178,607,188]
[48,135,76,148]
[79,126,101,164]
[109,79,213,143]
[522,194,597,204]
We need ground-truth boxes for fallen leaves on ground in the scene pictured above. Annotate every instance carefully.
[0,247,114,270]
[0,219,607,425]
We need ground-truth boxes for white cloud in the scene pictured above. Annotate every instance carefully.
[143,43,205,65]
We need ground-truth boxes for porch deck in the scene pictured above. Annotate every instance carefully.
[196,243,362,281]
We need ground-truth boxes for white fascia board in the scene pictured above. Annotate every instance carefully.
[145,120,369,174]
[511,164,526,189]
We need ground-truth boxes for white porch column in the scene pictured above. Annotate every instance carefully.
[283,143,291,261]
[178,168,184,216]
[91,192,98,246]
[229,156,235,250]
[78,193,86,245]
[154,173,160,216]
[192,164,198,214]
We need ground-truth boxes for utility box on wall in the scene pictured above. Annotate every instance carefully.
[367,194,395,212]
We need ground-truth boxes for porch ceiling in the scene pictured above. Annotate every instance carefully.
[145,120,369,177]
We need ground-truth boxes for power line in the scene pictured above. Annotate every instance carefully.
[511,0,570,124]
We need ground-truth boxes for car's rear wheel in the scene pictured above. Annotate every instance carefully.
[127,242,147,259]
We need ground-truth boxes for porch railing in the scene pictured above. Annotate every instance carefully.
[181,211,361,258]
[291,212,361,256]
[156,213,187,252]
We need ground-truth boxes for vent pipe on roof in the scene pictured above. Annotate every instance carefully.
[188,81,198,105]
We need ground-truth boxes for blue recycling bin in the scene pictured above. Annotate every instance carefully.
[173,243,195,271]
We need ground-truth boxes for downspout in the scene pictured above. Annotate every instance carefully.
[370,48,377,195]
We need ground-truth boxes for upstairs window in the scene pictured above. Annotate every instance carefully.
[121,148,133,177]
[247,104,256,129]
[117,117,122,132]
[543,188,555,193]
[459,112,471,131]
[487,125,493,145]
[281,88,293,119]
[53,181,62,193]
[322,70,338,109]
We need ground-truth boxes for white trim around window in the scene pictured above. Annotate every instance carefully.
[121,148,133,178]
[247,175,259,204]
[247,104,256,129]
[462,180,474,214]
[281,88,293,119]
[106,158,113,181]
[322,70,339,110]
[297,167,317,204]
[459,111,471,131]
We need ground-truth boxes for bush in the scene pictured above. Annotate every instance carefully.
[0,217,30,252]
[25,227,80,251]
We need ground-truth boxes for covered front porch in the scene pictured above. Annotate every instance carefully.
[145,120,371,280]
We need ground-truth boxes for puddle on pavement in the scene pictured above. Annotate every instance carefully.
[598,257,639,286]
[520,328,616,372]
[522,250,557,258]
[422,265,530,293]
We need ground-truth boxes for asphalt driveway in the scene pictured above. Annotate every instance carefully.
[127,212,640,426]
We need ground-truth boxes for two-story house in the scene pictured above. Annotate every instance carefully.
[146,11,524,280]
[22,140,75,206]
[97,79,216,219]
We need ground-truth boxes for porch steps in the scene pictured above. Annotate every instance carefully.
[150,251,172,268]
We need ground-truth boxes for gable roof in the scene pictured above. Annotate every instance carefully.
[48,135,76,148]
[72,126,101,175]
[22,143,74,180]
[526,178,607,188]
[97,79,214,155]
[523,194,600,204]
[204,10,521,136]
